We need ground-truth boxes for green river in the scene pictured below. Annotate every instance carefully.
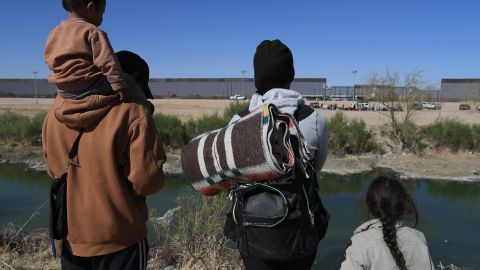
[0,164,478,269]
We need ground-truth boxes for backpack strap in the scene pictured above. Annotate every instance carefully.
[69,128,84,159]
[66,128,85,169]
[237,108,251,118]
[293,103,315,122]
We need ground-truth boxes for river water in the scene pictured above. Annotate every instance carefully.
[0,164,478,269]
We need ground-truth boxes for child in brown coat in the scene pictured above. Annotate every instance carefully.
[45,0,146,102]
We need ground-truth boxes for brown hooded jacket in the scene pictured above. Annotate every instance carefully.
[42,95,166,256]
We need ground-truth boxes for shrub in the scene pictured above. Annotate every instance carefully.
[153,114,185,149]
[27,112,47,141]
[223,101,249,120]
[183,114,227,142]
[0,112,32,139]
[348,119,379,154]
[152,101,249,147]
[424,118,477,151]
[472,124,480,151]
[0,112,46,143]
[183,101,248,142]
[395,121,424,153]
[328,112,380,155]
[328,113,351,155]
[0,102,251,148]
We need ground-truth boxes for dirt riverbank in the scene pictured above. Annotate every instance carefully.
[1,144,478,182]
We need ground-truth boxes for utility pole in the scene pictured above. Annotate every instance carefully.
[33,71,38,104]
[241,70,246,96]
[352,70,357,101]
[324,82,327,100]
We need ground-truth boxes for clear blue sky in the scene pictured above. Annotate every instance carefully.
[0,0,479,87]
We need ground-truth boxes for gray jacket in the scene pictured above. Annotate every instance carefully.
[231,88,328,175]
[339,219,435,270]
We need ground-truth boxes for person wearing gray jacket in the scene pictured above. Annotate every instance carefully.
[339,176,435,270]
[228,39,329,270]
[229,49,328,178]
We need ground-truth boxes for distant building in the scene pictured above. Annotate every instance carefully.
[351,85,441,101]
[441,79,480,101]
[0,78,327,98]
[149,78,326,98]
[0,79,56,97]
[348,85,413,100]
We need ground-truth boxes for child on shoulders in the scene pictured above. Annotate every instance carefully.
[45,0,146,102]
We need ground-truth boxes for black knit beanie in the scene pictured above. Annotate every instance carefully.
[254,39,295,94]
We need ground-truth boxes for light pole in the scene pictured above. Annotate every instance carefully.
[33,71,38,104]
[324,82,327,100]
[352,70,357,101]
[241,69,246,96]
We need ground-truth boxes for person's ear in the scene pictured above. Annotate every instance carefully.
[86,2,96,14]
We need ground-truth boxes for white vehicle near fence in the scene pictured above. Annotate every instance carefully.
[350,101,369,111]
[422,102,441,110]
[229,94,246,100]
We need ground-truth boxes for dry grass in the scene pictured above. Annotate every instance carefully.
[150,188,243,270]
[0,224,59,270]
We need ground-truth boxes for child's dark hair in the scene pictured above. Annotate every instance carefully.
[62,0,104,12]
[366,176,418,270]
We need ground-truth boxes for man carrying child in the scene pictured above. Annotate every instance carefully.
[42,1,165,269]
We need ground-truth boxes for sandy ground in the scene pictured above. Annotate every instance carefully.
[0,98,479,126]
[307,101,480,127]
[0,98,234,120]
[322,152,480,181]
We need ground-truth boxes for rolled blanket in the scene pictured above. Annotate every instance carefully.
[181,103,311,196]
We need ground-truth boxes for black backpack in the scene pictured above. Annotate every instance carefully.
[224,104,330,260]
[49,129,84,256]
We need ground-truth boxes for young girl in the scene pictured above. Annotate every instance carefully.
[339,176,435,270]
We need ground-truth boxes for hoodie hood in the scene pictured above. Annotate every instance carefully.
[53,95,120,129]
[249,88,304,115]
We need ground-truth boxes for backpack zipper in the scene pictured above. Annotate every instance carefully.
[303,185,315,227]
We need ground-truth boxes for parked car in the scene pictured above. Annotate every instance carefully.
[350,101,369,111]
[229,94,246,100]
[309,102,320,108]
[459,104,471,110]
[411,102,423,110]
[358,102,369,111]
[422,102,441,110]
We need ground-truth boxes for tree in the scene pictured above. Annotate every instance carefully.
[367,69,425,152]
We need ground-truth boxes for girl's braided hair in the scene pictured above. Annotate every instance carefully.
[366,176,418,270]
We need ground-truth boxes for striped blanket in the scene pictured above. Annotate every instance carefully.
[181,103,311,196]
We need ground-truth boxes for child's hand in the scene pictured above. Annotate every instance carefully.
[118,89,128,101]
